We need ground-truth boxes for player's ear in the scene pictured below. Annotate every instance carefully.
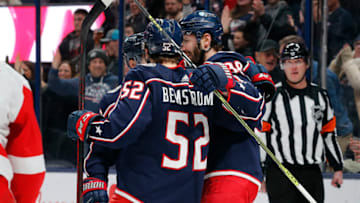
[200,33,212,52]
[254,51,260,62]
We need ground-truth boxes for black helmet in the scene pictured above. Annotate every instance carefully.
[280,42,309,62]
[87,48,109,66]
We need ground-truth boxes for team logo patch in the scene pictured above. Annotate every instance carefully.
[312,105,324,124]
[181,75,189,83]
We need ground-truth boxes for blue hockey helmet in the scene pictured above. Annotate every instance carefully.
[123,32,144,65]
[180,10,223,46]
[144,19,183,56]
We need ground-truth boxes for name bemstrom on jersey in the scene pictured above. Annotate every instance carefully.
[162,87,213,106]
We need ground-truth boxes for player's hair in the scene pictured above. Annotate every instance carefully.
[151,55,181,64]
[74,9,88,16]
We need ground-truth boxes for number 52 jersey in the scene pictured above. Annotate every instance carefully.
[86,63,215,203]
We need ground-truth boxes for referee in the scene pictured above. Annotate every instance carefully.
[259,42,343,203]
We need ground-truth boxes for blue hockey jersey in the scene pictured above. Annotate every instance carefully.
[86,63,215,203]
[204,51,265,186]
[98,85,122,116]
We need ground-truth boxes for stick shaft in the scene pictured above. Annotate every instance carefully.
[77,1,108,202]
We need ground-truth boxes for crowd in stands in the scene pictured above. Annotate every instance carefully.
[5,0,360,173]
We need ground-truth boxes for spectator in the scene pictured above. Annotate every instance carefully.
[164,0,183,21]
[46,0,95,3]
[47,48,118,112]
[286,0,303,26]
[222,0,257,34]
[57,60,77,79]
[255,39,284,83]
[223,22,258,57]
[163,0,192,22]
[0,0,21,5]
[329,38,360,138]
[347,137,360,172]
[349,137,360,163]
[259,42,343,203]
[124,23,135,37]
[42,60,78,166]
[19,61,35,82]
[126,0,148,33]
[221,0,267,53]
[146,0,165,18]
[57,9,94,63]
[100,29,120,76]
[224,0,237,10]
[313,0,355,64]
[14,59,47,97]
[252,0,297,42]
[328,35,360,172]
[339,0,360,33]
[93,28,105,49]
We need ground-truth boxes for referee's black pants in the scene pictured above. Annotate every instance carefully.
[266,161,324,203]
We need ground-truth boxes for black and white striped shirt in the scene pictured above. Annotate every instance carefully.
[259,82,343,171]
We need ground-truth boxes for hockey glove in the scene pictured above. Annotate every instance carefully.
[67,110,100,141]
[83,177,108,203]
[190,63,235,94]
[244,59,276,102]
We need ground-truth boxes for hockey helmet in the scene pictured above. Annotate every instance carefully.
[87,48,109,66]
[144,19,183,56]
[123,32,144,65]
[180,10,223,46]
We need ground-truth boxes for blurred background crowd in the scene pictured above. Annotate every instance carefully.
[1,0,360,173]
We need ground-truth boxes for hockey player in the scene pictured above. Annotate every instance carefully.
[180,10,274,202]
[100,32,146,118]
[0,62,45,202]
[67,19,241,202]
[85,32,147,201]
[123,32,145,69]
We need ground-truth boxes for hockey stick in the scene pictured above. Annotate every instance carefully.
[133,1,317,202]
[77,0,113,202]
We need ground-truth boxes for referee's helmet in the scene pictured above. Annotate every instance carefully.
[280,42,309,62]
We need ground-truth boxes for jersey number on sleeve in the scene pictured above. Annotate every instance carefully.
[120,80,144,100]
[162,111,209,171]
